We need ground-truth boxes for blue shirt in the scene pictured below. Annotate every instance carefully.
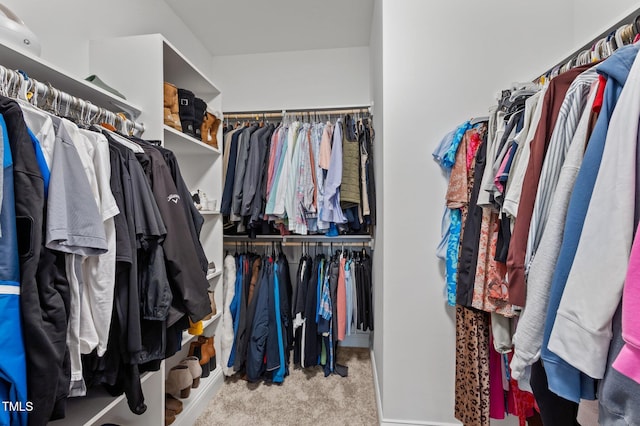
[320,119,347,224]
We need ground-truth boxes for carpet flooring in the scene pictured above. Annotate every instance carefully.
[195,347,378,426]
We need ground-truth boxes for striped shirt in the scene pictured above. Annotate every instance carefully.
[525,69,598,271]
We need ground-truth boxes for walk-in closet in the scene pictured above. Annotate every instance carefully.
[1,1,640,426]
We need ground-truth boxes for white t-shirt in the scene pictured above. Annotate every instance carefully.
[20,103,56,169]
[78,129,119,358]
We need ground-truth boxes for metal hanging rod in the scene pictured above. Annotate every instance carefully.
[223,241,372,248]
[223,106,371,120]
[224,234,374,248]
[535,7,640,82]
[0,65,145,136]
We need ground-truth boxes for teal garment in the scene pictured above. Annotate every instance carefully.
[446,209,462,306]
[443,121,472,169]
[272,263,286,383]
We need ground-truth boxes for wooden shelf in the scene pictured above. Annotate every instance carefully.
[180,313,221,347]
[0,41,142,119]
[163,125,221,155]
[171,366,224,426]
[49,370,157,426]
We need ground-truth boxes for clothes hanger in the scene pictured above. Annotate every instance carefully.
[100,118,144,153]
[615,25,627,49]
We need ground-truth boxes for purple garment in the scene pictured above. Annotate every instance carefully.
[320,120,347,224]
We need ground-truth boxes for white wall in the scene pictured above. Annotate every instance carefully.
[369,0,385,408]
[211,47,371,112]
[375,1,640,425]
[571,0,640,54]
[0,0,213,84]
[377,0,575,424]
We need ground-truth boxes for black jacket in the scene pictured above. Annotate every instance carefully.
[136,145,211,324]
[132,139,208,274]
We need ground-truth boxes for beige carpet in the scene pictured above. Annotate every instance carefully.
[195,347,378,426]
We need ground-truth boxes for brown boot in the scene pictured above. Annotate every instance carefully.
[190,336,211,378]
[204,336,217,371]
[165,394,183,415]
[210,114,221,149]
[209,291,217,317]
[163,82,182,131]
[200,112,215,145]
[165,408,176,426]
[165,365,192,398]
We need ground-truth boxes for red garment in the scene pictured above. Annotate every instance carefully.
[506,352,538,426]
[467,130,482,169]
[593,75,607,114]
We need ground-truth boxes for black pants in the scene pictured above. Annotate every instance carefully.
[530,360,579,426]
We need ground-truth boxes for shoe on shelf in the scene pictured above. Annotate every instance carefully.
[165,408,176,426]
[188,319,204,335]
[202,291,216,321]
[189,337,211,378]
[202,112,222,149]
[209,291,217,316]
[177,88,196,137]
[194,97,207,140]
[166,365,193,399]
[165,394,183,415]
[163,82,182,131]
[179,356,203,388]
[204,336,217,371]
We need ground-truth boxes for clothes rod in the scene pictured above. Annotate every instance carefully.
[0,64,145,136]
[534,7,640,82]
[223,106,371,120]
[223,241,373,248]
[224,235,374,247]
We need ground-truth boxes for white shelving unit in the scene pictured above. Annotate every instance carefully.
[0,40,142,119]
[50,371,163,426]
[181,313,222,347]
[207,270,223,280]
[87,34,225,425]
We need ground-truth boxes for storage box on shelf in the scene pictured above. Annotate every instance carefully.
[89,34,224,425]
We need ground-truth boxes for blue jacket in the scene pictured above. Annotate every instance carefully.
[542,43,640,403]
[246,260,272,381]
[0,114,28,426]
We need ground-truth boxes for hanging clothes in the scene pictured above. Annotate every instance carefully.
[436,36,640,426]
[223,113,376,237]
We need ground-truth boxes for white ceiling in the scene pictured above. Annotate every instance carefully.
[164,0,374,56]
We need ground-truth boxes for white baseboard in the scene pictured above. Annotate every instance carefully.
[371,349,384,425]
[381,420,461,426]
